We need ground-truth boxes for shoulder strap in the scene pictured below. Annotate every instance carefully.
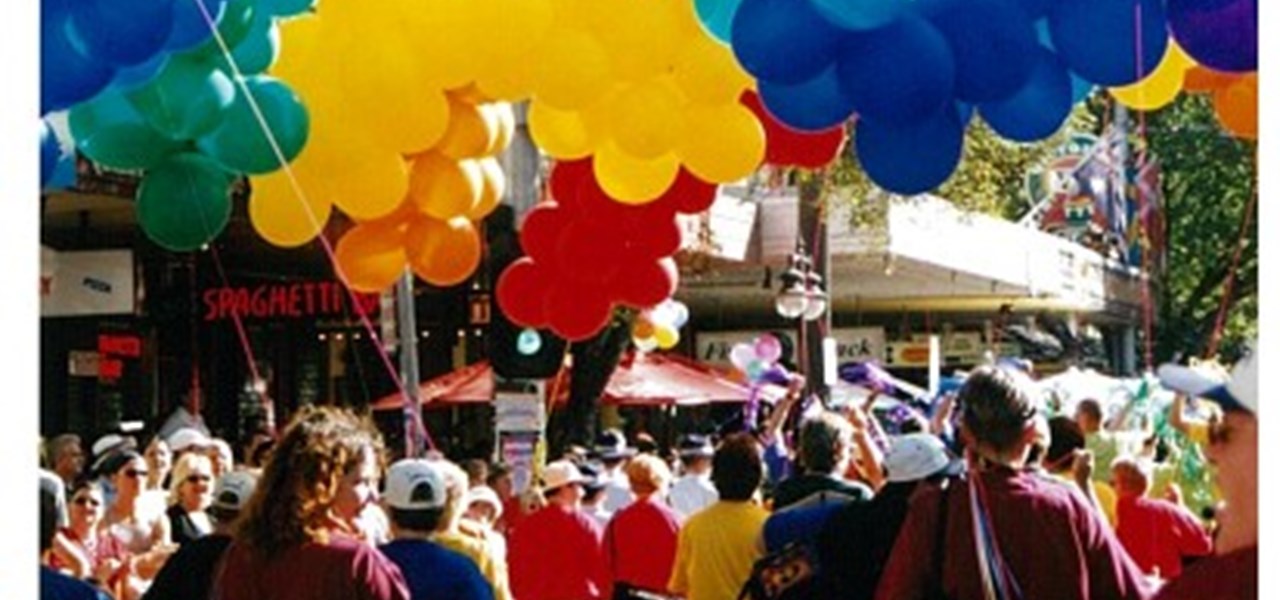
[930,478,952,586]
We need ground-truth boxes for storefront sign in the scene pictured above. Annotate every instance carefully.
[98,334,141,357]
[697,327,886,367]
[41,247,136,317]
[495,390,545,433]
[201,281,380,321]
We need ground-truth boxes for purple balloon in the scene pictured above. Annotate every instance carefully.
[760,364,792,386]
[1168,0,1256,73]
[839,361,896,394]
[754,334,783,363]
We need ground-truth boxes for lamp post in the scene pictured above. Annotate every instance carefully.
[776,177,831,403]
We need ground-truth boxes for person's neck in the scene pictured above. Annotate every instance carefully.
[70,522,94,540]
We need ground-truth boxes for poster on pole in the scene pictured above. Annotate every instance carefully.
[499,432,540,495]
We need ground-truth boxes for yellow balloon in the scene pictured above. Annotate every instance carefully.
[679,103,765,184]
[298,124,410,222]
[248,170,334,248]
[468,157,506,220]
[607,77,686,159]
[593,142,680,205]
[409,153,484,220]
[531,29,614,110]
[673,35,754,105]
[591,0,696,83]
[470,0,553,101]
[528,102,598,159]
[334,220,408,293]
[398,0,477,90]
[437,96,499,159]
[332,32,449,154]
[405,215,483,287]
[1109,41,1191,111]
[271,15,327,85]
[654,324,680,350]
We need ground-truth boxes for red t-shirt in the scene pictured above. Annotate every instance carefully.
[875,468,1153,600]
[508,504,610,600]
[603,495,681,593]
[50,527,128,584]
[212,535,409,600]
[1153,545,1257,600]
[1115,495,1213,579]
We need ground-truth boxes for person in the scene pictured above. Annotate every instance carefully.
[593,429,637,513]
[379,459,495,600]
[166,428,211,461]
[669,433,770,600]
[486,463,525,536]
[603,454,682,597]
[1154,343,1258,599]
[165,452,215,545]
[578,463,614,529]
[156,397,211,442]
[1075,397,1146,484]
[211,406,409,600]
[463,485,504,529]
[874,365,1151,600]
[428,459,513,600]
[41,480,111,600]
[47,480,128,596]
[47,434,86,487]
[142,437,172,493]
[206,438,235,479]
[143,470,259,600]
[669,434,718,519]
[1109,455,1212,580]
[508,460,610,600]
[99,449,176,600]
[817,433,963,600]
[1043,415,1118,526]
[461,459,490,489]
[771,411,873,511]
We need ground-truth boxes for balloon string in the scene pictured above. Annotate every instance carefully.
[192,0,434,449]
[1205,180,1257,359]
[1133,0,1154,371]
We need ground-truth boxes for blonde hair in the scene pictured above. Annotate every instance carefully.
[168,452,214,508]
[626,454,673,496]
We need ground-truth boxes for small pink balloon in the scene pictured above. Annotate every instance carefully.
[730,343,756,371]
[754,334,783,363]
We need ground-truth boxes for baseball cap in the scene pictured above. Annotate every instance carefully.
[676,434,715,458]
[883,433,960,483]
[541,460,587,492]
[89,434,138,475]
[211,470,259,514]
[168,428,213,453]
[384,459,447,511]
[465,485,504,519]
[592,429,635,461]
[1158,343,1257,415]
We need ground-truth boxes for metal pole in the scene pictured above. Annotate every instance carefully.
[798,178,831,404]
[396,271,424,458]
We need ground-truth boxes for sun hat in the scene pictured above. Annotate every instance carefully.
[168,428,213,454]
[541,460,588,492]
[883,433,961,483]
[464,485,504,519]
[383,459,447,511]
[1158,341,1257,415]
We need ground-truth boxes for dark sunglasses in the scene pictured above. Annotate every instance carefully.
[73,496,101,507]
[124,469,149,478]
[186,474,213,484]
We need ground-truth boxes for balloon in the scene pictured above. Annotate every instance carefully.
[979,48,1073,142]
[69,90,184,170]
[248,169,332,248]
[663,168,720,215]
[755,333,783,362]
[742,90,847,168]
[41,0,115,113]
[854,103,965,195]
[197,76,309,175]
[679,103,766,184]
[111,53,169,91]
[1168,0,1256,73]
[1184,66,1238,93]
[48,153,78,189]
[614,257,678,309]
[68,0,174,67]
[532,30,613,110]
[334,221,408,293]
[215,11,281,75]
[438,97,501,160]
[668,301,691,328]
[1109,42,1193,111]
[592,0,696,83]
[546,283,613,342]
[300,126,409,222]
[528,101,598,160]
[263,0,315,17]
[731,0,844,85]
[654,325,680,350]
[1214,74,1256,139]
[128,56,236,141]
[633,317,657,340]
[835,15,955,125]
[136,153,232,252]
[405,216,482,287]
[489,102,517,155]
[746,359,765,380]
[1048,0,1167,86]
[672,35,755,105]
[608,78,685,160]
[808,0,904,31]
[920,0,1038,103]
[758,66,856,132]
[694,0,743,43]
[730,343,756,370]
[408,153,483,220]
[554,217,625,284]
[189,0,257,59]
[41,120,60,188]
[497,257,550,328]
[593,143,681,205]
[468,158,506,220]
[517,328,544,356]
[166,0,228,52]
[519,203,570,265]
[634,336,661,353]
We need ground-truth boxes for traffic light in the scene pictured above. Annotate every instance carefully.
[485,206,567,380]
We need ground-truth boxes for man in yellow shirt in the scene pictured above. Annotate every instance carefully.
[669,433,770,600]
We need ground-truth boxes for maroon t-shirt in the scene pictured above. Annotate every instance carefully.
[1115,495,1213,579]
[603,495,681,593]
[212,535,409,600]
[1153,546,1257,600]
[508,504,610,600]
[875,467,1153,600]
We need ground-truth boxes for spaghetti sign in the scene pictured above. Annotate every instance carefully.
[203,281,380,321]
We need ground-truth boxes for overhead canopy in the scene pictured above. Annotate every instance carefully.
[371,352,782,411]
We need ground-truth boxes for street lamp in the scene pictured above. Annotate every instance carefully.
[775,242,828,321]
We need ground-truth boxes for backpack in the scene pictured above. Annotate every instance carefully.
[736,539,820,600]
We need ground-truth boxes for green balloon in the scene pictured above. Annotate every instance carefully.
[128,56,237,141]
[263,0,315,17]
[69,89,186,171]
[136,153,233,252]
[214,11,280,75]
[197,75,308,175]
[187,0,256,60]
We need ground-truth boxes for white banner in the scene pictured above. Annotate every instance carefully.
[41,247,135,317]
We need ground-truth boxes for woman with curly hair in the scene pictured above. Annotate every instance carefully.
[212,406,409,600]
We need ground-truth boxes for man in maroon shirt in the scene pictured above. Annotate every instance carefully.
[875,366,1152,600]
[1155,345,1258,599]
[508,460,611,600]
[603,454,682,597]
[1111,456,1212,580]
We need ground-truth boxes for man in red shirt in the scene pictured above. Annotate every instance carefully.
[603,454,682,596]
[508,460,610,600]
[1111,456,1212,580]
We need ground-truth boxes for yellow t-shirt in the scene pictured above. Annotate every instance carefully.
[1050,473,1119,528]
[668,501,769,600]
[433,529,513,600]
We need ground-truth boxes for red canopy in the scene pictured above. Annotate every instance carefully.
[370,352,776,411]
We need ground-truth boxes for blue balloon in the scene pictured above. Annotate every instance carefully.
[854,103,965,195]
[918,0,1039,103]
[731,0,844,85]
[68,0,176,67]
[1049,0,1167,86]
[41,0,115,113]
[835,15,955,125]
[694,0,742,42]
[166,0,229,52]
[1070,72,1094,103]
[49,153,78,189]
[41,120,59,188]
[517,329,543,356]
[979,49,1073,142]
[263,0,317,17]
[758,66,856,132]
[1167,0,1256,73]
[808,0,905,30]
[112,53,170,92]
[1018,0,1051,20]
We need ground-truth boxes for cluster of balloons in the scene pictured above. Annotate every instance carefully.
[740,91,847,169]
[40,117,76,189]
[496,159,716,342]
[632,299,691,352]
[45,0,309,251]
[728,333,792,429]
[329,91,515,292]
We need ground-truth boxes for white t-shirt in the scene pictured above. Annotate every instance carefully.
[669,473,718,519]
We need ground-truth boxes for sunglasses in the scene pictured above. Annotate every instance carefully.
[73,496,101,507]
[186,474,213,484]
[124,469,149,478]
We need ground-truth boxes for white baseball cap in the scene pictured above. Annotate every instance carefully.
[211,470,259,514]
[384,459,447,511]
[168,428,213,453]
[884,433,959,483]
[1158,342,1257,415]
[541,460,587,492]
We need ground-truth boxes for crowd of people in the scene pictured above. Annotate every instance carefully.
[38,343,1259,600]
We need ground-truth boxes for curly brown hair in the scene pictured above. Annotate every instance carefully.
[234,406,385,559]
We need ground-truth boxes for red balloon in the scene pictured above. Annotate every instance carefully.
[622,214,683,259]
[555,216,625,284]
[545,282,614,342]
[549,159,592,209]
[613,257,679,309]
[519,203,569,266]
[496,258,551,328]
[741,90,847,168]
[660,167,719,214]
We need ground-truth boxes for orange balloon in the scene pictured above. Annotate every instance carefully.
[437,95,500,159]
[468,158,506,220]
[334,220,407,293]
[405,216,482,287]
[408,152,483,220]
[1183,66,1239,94]
[1214,75,1256,139]
[632,317,656,339]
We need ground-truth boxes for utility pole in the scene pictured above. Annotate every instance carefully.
[797,176,831,404]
